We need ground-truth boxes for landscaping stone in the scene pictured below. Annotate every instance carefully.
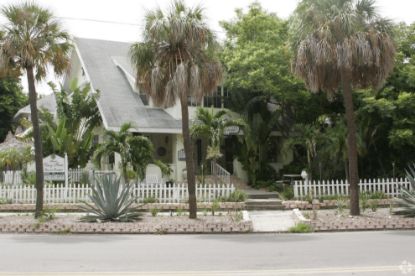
[302,208,415,232]
[282,199,394,210]
[0,202,245,212]
[0,213,252,234]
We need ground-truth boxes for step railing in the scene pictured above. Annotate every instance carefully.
[210,161,231,185]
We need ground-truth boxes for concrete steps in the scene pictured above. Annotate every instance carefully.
[245,198,283,211]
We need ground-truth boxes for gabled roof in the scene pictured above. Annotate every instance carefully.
[74,38,181,133]
[14,93,56,120]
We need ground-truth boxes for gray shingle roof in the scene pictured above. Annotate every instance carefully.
[14,93,56,120]
[75,38,181,133]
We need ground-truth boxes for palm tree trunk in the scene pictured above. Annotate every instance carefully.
[27,66,44,218]
[180,95,197,219]
[341,70,360,216]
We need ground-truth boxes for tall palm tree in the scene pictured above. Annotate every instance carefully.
[130,0,222,218]
[0,3,72,217]
[93,123,155,184]
[289,0,395,215]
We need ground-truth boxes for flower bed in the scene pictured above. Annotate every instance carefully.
[283,199,393,210]
[0,213,252,234]
[301,208,415,231]
[0,202,245,212]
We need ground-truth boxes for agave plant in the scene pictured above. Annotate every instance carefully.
[394,164,415,217]
[81,174,141,222]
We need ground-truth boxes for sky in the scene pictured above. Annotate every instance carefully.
[0,0,414,95]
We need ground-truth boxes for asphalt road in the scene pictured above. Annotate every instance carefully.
[0,231,414,275]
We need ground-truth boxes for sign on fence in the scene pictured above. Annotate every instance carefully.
[43,154,68,187]
[43,155,65,173]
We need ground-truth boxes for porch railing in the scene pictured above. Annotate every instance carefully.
[210,161,231,185]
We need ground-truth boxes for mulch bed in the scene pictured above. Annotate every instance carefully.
[305,208,415,231]
[0,213,252,234]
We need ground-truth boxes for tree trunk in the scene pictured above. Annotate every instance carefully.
[27,66,44,218]
[180,95,197,219]
[341,70,360,216]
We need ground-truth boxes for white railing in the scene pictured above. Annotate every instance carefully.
[293,178,413,199]
[0,182,235,204]
[211,161,231,185]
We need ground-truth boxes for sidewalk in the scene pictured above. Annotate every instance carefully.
[248,210,296,232]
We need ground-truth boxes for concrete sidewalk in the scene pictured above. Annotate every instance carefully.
[248,210,296,232]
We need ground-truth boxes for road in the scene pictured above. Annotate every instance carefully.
[0,231,414,275]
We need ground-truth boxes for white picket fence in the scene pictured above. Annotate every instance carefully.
[0,169,115,186]
[1,171,23,185]
[293,178,413,199]
[0,182,235,204]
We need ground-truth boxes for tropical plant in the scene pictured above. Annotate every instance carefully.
[0,3,72,217]
[0,79,27,142]
[289,0,396,215]
[93,123,155,183]
[0,147,32,185]
[191,107,243,162]
[394,164,415,217]
[80,174,142,222]
[39,81,100,167]
[130,0,223,218]
[237,97,289,187]
[290,123,321,178]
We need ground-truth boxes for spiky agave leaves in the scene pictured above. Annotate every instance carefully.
[80,174,141,222]
[394,164,415,217]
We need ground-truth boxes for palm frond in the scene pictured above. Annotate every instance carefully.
[394,163,415,217]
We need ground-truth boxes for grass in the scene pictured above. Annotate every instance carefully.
[288,222,313,233]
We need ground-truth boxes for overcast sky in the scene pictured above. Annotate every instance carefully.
[0,0,414,94]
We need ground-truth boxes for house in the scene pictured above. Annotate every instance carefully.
[14,37,293,183]
[63,37,237,181]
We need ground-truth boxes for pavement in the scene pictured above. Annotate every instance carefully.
[247,210,296,232]
[0,231,414,275]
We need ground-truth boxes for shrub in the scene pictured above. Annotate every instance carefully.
[369,199,379,212]
[319,195,346,201]
[225,190,247,202]
[80,174,141,222]
[38,208,56,223]
[150,208,159,217]
[143,197,158,204]
[288,222,313,233]
[394,164,415,217]
[175,207,184,216]
[369,191,387,200]
[0,197,12,204]
[281,186,294,200]
[211,199,220,216]
[360,192,369,212]
[232,211,243,222]
[336,199,347,215]
[22,171,36,186]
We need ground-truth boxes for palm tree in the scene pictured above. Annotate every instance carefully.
[291,123,321,179]
[130,0,222,218]
[0,147,32,185]
[93,123,155,184]
[191,107,243,162]
[289,0,395,215]
[0,3,72,217]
